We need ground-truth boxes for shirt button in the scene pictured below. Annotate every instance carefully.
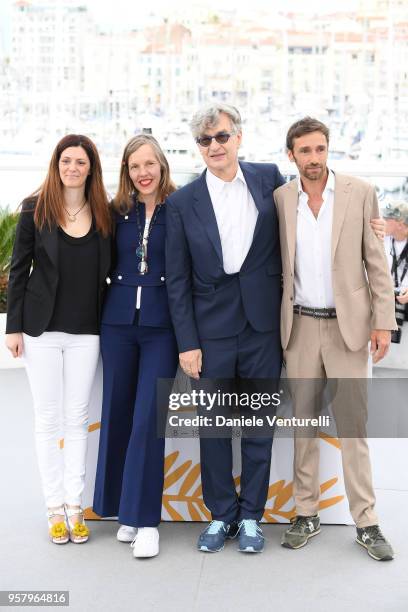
[124,215,129,220]
[160,276,165,281]
[106,277,111,285]
[118,275,122,280]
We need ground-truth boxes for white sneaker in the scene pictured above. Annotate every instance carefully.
[131,527,159,558]
[117,524,137,543]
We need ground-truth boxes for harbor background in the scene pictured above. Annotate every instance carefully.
[0,0,407,209]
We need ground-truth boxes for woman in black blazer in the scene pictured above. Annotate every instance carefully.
[5,134,111,544]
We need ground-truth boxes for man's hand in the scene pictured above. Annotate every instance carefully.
[5,333,24,358]
[396,288,408,305]
[370,329,391,363]
[370,217,386,240]
[179,349,202,379]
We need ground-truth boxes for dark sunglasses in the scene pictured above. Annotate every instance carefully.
[196,132,233,147]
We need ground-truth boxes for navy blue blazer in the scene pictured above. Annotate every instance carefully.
[102,201,172,328]
[165,161,285,352]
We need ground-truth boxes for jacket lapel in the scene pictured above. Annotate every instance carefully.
[331,173,352,264]
[192,163,268,265]
[283,179,298,275]
[40,225,58,269]
[240,162,265,245]
[193,171,223,263]
[98,233,111,284]
[240,162,263,213]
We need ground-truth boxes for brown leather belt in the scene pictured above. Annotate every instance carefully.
[293,305,337,319]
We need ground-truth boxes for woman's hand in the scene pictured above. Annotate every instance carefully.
[370,217,386,240]
[5,333,24,358]
[396,288,408,305]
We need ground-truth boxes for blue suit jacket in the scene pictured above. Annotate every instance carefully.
[165,161,285,352]
[102,202,172,328]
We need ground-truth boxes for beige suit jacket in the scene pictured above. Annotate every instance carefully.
[274,173,397,351]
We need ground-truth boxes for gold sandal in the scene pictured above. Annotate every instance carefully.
[47,506,69,545]
[64,505,90,544]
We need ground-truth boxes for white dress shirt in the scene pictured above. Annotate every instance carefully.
[294,169,336,308]
[206,166,258,274]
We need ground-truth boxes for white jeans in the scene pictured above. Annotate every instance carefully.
[23,332,100,508]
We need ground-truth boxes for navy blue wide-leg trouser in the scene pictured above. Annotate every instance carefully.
[93,321,178,527]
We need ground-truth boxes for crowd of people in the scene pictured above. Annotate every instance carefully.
[5,104,401,563]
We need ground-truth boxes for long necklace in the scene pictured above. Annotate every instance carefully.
[63,199,87,222]
[135,201,162,275]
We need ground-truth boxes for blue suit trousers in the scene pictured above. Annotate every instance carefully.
[93,320,178,527]
[198,324,282,524]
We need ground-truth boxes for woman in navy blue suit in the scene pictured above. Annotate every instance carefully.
[93,134,179,558]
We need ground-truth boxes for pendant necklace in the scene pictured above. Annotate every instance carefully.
[135,200,162,275]
[63,199,87,222]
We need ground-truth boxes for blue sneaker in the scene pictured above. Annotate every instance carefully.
[238,519,265,553]
[197,520,236,552]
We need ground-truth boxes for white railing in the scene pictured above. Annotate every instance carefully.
[0,161,407,211]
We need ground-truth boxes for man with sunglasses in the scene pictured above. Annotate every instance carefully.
[166,103,284,553]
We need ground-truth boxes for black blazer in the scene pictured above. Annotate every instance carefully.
[6,198,111,336]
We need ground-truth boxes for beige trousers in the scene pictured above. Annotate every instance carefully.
[284,313,377,527]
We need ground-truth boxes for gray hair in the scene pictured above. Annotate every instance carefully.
[190,103,242,139]
[389,201,408,225]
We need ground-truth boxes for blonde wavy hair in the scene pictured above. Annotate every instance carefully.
[113,134,176,214]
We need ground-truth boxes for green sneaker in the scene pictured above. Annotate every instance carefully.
[281,515,320,549]
[356,525,394,561]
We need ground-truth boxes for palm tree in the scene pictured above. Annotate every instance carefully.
[0,208,18,313]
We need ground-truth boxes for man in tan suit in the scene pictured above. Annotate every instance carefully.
[274,117,397,561]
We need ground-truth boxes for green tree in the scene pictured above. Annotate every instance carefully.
[0,208,18,313]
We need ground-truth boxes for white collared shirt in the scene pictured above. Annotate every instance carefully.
[206,165,258,274]
[294,169,336,308]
